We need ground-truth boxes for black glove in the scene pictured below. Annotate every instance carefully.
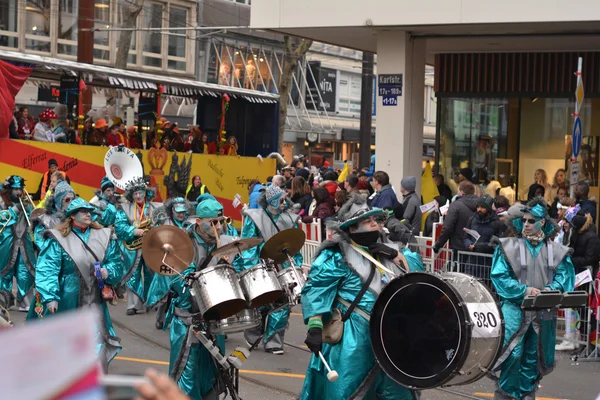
[368,243,399,260]
[304,327,323,355]
[432,244,441,254]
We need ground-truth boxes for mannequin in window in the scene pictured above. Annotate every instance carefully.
[245,59,257,89]
[219,62,232,86]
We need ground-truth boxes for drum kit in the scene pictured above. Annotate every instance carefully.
[142,225,307,399]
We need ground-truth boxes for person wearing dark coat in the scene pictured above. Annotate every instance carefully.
[575,183,597,223]
[371,171,399,210]
[434,174,453,203]
[385,203,419,252]
[464,195,505,254]
[302,187,335,232]
[424,195,447,237]
[290,176,313,216]
[400,176,422,235]
[567,212,600,277]
[527,183,546,201]
[433,181,478,252]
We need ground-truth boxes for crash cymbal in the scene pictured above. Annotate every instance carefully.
[260,228,306,264]
[142,226,194,276]
[30,208,46,219]
[212,237,264,258]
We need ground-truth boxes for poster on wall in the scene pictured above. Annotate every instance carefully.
[305,61,337,113]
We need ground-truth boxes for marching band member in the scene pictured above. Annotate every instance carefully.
[26,198,123,369]
[164,196,229,400]
[0,176,36,311]
[114,177,161,316]
[90,176,118,227]
[147,197,190,330]
[491,198,575,400]
[300,194,419,400]
[31,179,76,250]
[233,184,302,355]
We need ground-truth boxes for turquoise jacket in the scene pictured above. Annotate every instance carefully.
[26,227,123,366]
[491,241,575,399]
[164,259,225,400]
[92,197,117,227]
[300,247,417,400]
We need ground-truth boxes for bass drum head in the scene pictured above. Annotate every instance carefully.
[370,272,470,389]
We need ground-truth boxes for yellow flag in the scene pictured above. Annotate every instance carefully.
[338,161,350,183]
[421,162,440,232]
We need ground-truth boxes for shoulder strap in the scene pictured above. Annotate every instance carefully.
[342,263,376,322]
[73,231,100,262]
[263,208,281,233]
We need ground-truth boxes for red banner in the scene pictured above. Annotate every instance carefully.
[0,59,32,138]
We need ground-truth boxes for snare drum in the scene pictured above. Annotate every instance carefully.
[239,263,283,308]
[277,267,306,306]
[370,272,504,389]
[209,308,261,334]
[189,264,246,320]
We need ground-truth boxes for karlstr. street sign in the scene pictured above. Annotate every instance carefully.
[572,116,582,159]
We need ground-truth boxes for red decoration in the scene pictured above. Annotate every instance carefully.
[217,94,230,154]
[156,86,164,118]
[0,59,32,139]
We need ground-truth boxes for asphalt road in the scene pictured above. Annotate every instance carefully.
[8,299,600,400]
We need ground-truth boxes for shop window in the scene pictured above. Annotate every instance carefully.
[218,44,234,86]
[58,0,78,56]
[207,42,220,84]
[0,0,18,49]
[438,98,510,191]
[233,46,247,88]
[117,3,138,66]
[339,71,361,116]
[167,6,187,72]
[25,0,51,52]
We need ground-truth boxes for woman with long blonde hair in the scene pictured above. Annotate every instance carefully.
[533,168,553,204]
[27,197,123,369]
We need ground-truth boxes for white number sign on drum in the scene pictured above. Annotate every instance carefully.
[467,302,501,338]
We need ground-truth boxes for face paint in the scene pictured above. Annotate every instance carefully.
[173,211,186,221]
[522,212,543,235]
[61,193,75,211]
[103,187,114,198]
[133,190,146,205]
[74,210,92,226]
[352,216,380,233]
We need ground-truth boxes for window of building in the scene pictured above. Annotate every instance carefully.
[117,3,139,66]
[0,0,19,49]
[167,6,187,72]
[425,85,437,125]
[25,0,51,53]
[58,0,78,56]
[93,0,111,61]
[142,2,164,69]
[338,71,361,115]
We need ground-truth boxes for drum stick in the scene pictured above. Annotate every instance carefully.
[318,352,339,382]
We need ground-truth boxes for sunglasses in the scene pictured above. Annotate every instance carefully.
[521,217,540,224]
[209,218,225,226]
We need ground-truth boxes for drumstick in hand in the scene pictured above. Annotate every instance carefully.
[318,352,339,382]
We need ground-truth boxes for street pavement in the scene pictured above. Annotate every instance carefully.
[9,299,600,399]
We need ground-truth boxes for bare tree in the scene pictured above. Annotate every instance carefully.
[278,36,312,153]
[115,0,144,70]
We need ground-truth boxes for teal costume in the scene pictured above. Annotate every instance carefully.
[491,202,575,400]
[31,180,74,251]
[0,176,36,309]
[90,177,118,227]
[300,233,417,400]
[26,198,123,368]
[114,200,161,313]
[233,206,301,352]
[164,195,228,399]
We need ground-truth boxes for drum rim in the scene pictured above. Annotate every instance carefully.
[200,264,238,275]
[239,264,271,278]
[370,272,471,389]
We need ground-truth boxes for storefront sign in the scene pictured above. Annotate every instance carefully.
[305,61,337,113]
[572,116,582,158]
[378,74,402,107]
[37,85,61,102]
[570,161,580,186]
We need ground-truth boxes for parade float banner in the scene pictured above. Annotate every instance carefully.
[0,139,276,223]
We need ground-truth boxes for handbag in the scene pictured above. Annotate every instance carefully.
[74,233,117,304]
[322,262,376,344]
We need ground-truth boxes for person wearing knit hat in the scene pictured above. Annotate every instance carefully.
[299,193,420,400]
[233,181,302,355]
[160,193,239,399]
[491,197,574,399]
[26,196,123,369]
[400,175,421,235]
[476,194,495,214]
[0,175,36,311]
[463,194,504,256]
[30,158,70,202]
[458,167,473,183]
[114,176,162,316]
[89,177,118,227]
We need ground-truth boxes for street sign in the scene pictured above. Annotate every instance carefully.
[576,75,585,113]
[572,116,582,158]
[378,74,402,107]
[382,96,398,106]
[570,161,580,186]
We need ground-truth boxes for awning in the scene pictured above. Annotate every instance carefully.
[0,50,279,103]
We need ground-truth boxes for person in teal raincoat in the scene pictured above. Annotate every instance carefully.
[491,197,575,400]
[300,194,419,400]
[90,176,118,227]
[147,197,192,330]
[233,184,302,355]
[114,177,161,315]
[0,175,36,311]
[27,197,123,369]
[31,179,76,251]
[164,196,229,400]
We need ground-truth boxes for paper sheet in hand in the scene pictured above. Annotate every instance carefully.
[575,269,593,288]
[439,202,450,216]
[420,200,437,214]
[0,308,104,400]
[463,228,481,243]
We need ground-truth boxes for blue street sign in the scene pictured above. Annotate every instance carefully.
[572,116,582,158]
[372,75,377,116]
[382,95,398,106]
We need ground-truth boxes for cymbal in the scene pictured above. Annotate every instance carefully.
[212,237,263,258]
[260,228,306,264]
[142,226,194,276]
[30,208,46,219]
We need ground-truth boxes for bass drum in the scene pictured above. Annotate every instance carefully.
[370,272,504,389]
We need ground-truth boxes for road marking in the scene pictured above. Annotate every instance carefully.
[473,393,566,400]
[114,356,306,379]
